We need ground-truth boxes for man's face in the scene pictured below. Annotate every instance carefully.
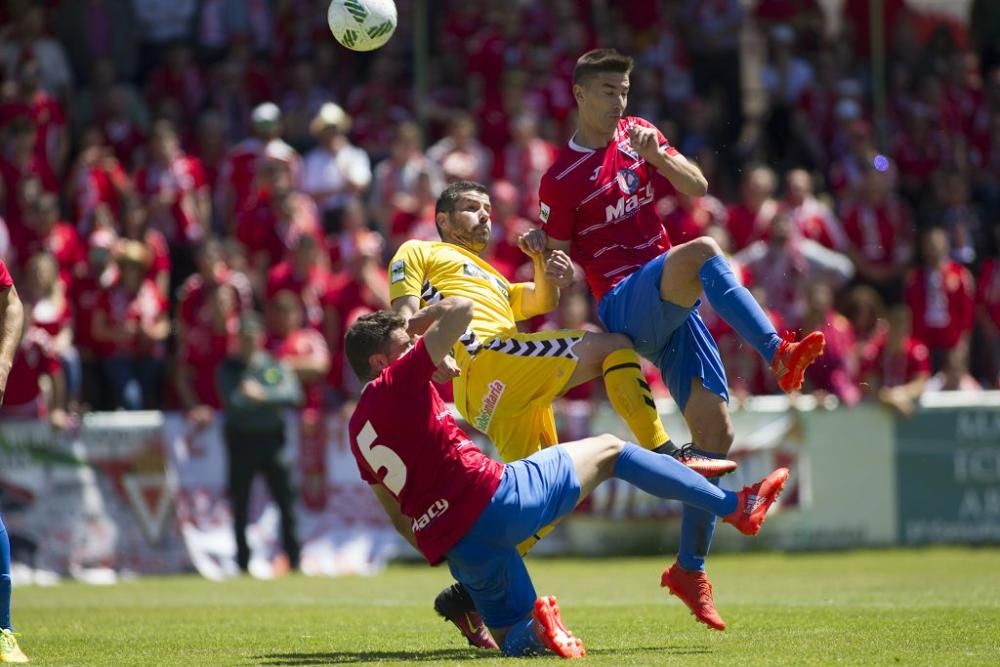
[440,191,492,254]
[575,72,629,136]
[369,328,413,376]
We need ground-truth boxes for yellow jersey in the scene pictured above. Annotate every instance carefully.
[388,240,531,367]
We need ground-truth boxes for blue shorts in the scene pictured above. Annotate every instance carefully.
[598,252,729,410]
[445,445,580,629]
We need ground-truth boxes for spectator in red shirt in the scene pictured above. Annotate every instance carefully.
[266,234,331,330]
[659,191,729,246]
[784,168,847,251]
[66,127,132,234]
[843,285,889,367]
[145,42,206,126]
[726,165,779,251]
[91,241,169,410]
[117,196,170,297]
[931,170,983,267]
[0,58,69,176]
[734,212,854,328]
[175,237,253,350]
[0,319,67,427]
[19,252,73,424]
[426,112,492,185]
[369,121,443,235]
[217,102,300,229]
[235,186,323,295]
[502,114,556,218]
[904,226,975,370]
[799,280,862,406]
[71,228,119,410]
[483,180,533,282]
[841,159,915,301]
[23,193,86,288]
[134,120,210,250]
[861,303,930,416]
[266,290,331,412]
[0,118,58,238]
[175,282,240,425]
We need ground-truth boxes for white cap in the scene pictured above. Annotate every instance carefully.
[310,102,351,135]
[251,102,282,126]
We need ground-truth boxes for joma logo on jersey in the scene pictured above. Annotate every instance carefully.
[473,380,505,431]
[604,183,654,222]
[412,498,449,531]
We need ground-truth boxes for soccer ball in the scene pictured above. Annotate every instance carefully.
[327,0,398,52]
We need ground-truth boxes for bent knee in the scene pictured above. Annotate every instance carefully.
[583,332,633,358]
[677,236,723,262]
[695,421,734,452]
[597,433,626,455]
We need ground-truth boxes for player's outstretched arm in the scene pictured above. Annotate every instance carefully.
[0,282,25,405]
[421,296,474,366]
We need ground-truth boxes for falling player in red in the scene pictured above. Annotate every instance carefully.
[537,48,825,631]
[345,297,788,657]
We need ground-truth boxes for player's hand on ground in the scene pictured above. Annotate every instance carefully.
[432,354,461,384]
[517,228,547,259]
[627,124,663,163]
[545,250,574,287]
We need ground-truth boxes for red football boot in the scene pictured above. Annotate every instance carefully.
[433,584,498,650]
[671,444,738,478]
[771,331,826,393]
[532,596,586,658]
[723,467,790,536]
[660,563,726,631]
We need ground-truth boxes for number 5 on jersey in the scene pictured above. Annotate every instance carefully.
[357,421,408,496]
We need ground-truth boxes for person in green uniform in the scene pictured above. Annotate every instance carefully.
[218,312,303,573]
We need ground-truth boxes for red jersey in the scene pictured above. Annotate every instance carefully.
[177,268,254,329]
[24,223,87,287]
[266,328,330,411]
[977,258,1000,329]
[539,117,677,301]
[2,326,58,410]
[725,200,779,252]
[348,337,503,565]
[265,262,330,330]
[134,155,207,245]
[841,198,914,268]
[181,315,238,408]
[861,336,930,389]
[0,258,12,289]
[93,279,167,359]
[905,262,975,350]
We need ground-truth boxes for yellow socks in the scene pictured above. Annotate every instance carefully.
[602,348,669,450]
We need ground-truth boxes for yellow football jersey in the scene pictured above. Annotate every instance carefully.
[389,240,531,366]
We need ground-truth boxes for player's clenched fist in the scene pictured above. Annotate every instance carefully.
[544,250,574,287]
[627,124,662,163]
[432,354,461,383]
[517,228,547,258]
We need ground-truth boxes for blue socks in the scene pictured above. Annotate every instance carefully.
[699,255,781,363]
[502,617,546,656]
[0,514,11,630]
[612,444,737,517]
[677,447,727,572]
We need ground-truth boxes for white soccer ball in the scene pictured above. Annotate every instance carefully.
[327,0,398,52]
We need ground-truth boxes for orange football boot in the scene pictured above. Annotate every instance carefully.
[723,467,791,536]
[771,331,826,393]
[532,596,585,658]
[660,564,726,631]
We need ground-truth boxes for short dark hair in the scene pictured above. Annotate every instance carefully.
[344,310,406,382]
[573,48,634,86]
[434,180,489,238]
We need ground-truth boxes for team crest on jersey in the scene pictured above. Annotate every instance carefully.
[539,202,551,223]
[617,140,638,160]
[617,168,640,195]
[390,260,405,283]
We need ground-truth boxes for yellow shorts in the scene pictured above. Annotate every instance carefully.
[455,329,585,462]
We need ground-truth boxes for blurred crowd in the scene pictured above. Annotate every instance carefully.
[1,0,999,432]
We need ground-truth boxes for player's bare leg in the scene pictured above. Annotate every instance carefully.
[658,236,825,391]
[563,333,736,477]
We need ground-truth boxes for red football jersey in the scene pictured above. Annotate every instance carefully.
[348,337,503,565]
[861,336,930,389]
[976,258,1000,330]
[539,117,677,302]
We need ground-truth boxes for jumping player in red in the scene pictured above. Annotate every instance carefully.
[0,258,29,663]
[345,297,789,657]
[537,49,825,631]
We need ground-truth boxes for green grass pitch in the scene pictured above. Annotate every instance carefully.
[13,547,1000,665]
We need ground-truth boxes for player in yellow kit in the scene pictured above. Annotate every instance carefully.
[389,181,737,648]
